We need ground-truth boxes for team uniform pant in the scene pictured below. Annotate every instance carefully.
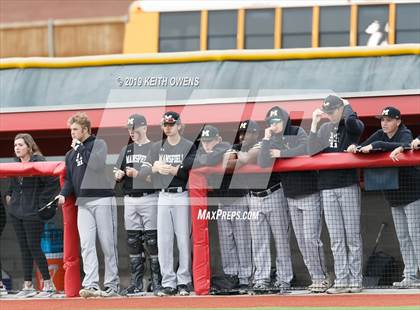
[249,187,293,285]
[77,197,119,291]
[322,184,362,288]
[10,215,50,281]
[287,192,327,282]
[157,191,191,289]
[391,199,420,279]
[124,194,158,231]
[217,196,252,285]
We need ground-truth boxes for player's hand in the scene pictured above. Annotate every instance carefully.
[411,138,420,150]
[237,151,249,163]
[158,164,172,175]
[346,144,358,153]
[359,144,373,153]
[390,146,404,162]
[71,139,82,150]
[312,109,325,124]
[56,195,65,206]
[152,161,162,173]
[264,127,273,140]
[5,195,11,206]
[168,165,179,176]
[270,149,281,158]
[113,167,125,180]
[125,167,139,178]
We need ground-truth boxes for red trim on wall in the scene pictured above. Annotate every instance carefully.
[1,95,419,132]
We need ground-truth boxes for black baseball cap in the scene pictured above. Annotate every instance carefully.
[38,197,59,221]
[376,106,401,119]
[200,125,220,141]
[127,114,147,129]
[161,111,180,124]
[265,106,288,124]
[321,95,344,114]
[238,120,259,133]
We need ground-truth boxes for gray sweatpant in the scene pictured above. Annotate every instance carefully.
[288,192,327,282]
[322,184,362,288]
[249,187,293,285]
[77,197,119,291]
[157,191,191,289]
[391,199,420,279]
[217,195,252,285]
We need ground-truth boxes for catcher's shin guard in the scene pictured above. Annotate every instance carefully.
[130,254,145,290]
[149,255,162,292]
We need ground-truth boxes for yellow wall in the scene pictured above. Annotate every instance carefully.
[123,4,159,53]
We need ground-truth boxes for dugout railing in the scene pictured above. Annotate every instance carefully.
[189,151,420,294]
[0,161,80,297]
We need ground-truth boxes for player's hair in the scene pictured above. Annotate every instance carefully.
[68,112,91,134]
[14,133,43,156]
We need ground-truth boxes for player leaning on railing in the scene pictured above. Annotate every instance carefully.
[259,106,330,294]
[348,107,420,289]
[201,124,253,294]
[309,95,365,294]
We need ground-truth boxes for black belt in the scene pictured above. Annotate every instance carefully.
[127,191,155,197]
[250,183,281,198]
[161,187,185,193]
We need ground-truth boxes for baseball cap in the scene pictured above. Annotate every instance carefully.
[321,95,344,114]
[161,111,180,124]
[376,106,401,119]
[38,197,59,221]
[127,114,147,129]
[238,120,259,133]
[265,106,288,124]
[200,125,220,141]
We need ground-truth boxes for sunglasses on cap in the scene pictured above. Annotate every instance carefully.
[162,122,176,127]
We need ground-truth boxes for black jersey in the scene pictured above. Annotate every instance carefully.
[116,141,154,195]
[141,137,196,190]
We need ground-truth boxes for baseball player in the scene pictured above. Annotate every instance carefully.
[196,125,252,293]
[114,114,161,296]
[348,107,420,288]
[140,111,196,296]
[242,119,293,294]
[309,95,364,294]
[258,106,329,293]
[57,112,119,298]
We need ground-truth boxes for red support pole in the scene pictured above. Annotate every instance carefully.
[59,172,81,297]
[188,170,211,295]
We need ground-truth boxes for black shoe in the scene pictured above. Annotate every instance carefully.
[238,284,249,295]
[156,286,177,297]
[252,282,271,295]
[120,285,145,297]
[271,281,291,294]
[177,283,192,296]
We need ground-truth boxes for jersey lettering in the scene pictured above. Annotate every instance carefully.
[126,154,147,164]
[159,154,184,165]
